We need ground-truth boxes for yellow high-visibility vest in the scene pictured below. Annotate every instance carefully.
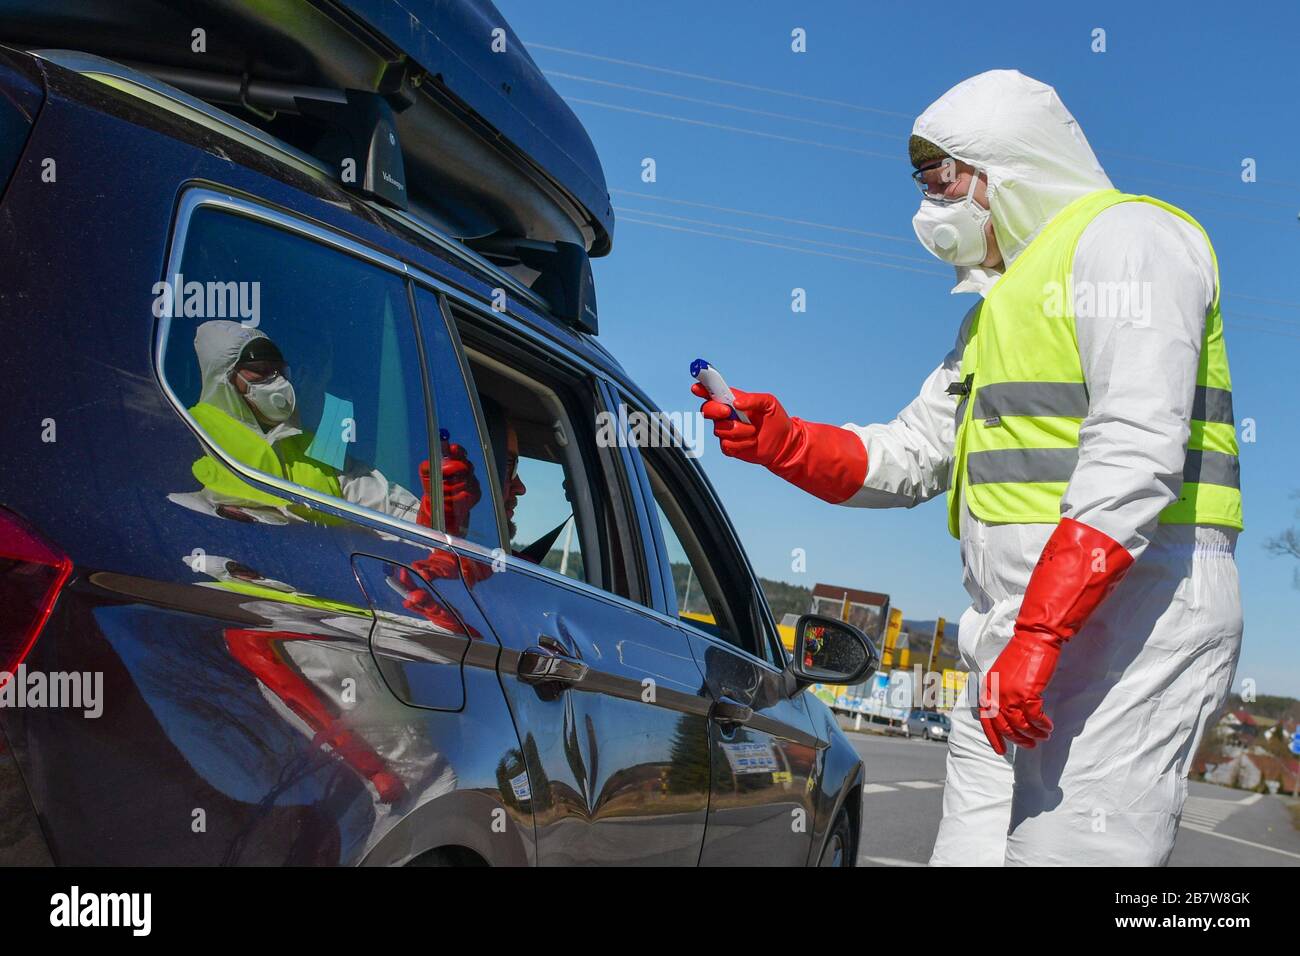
[947,189,1243,539]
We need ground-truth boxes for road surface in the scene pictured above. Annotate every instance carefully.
[846,728,1300,866]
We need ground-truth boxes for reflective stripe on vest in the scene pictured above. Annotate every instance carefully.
[972,383,1235,425]
[946,189,1243,538]
[967,447,1241,488]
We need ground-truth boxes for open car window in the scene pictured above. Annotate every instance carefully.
[454,331,634,601]
[642,454,773,662]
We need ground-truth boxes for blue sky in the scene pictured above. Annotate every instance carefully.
[498,0,1300,695]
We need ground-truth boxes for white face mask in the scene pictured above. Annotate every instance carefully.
[242,373,296,423]
[912,176,992,266]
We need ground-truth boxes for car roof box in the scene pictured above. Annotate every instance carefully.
[0,0,613,258]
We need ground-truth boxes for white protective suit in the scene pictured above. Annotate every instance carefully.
[193,320,422,522]
[841,72,1242,866]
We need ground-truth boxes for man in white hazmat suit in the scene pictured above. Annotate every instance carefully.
[189,319,422,521]
[692,70,1242,866]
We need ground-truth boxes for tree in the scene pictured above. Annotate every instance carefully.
[1266,491,1300,589]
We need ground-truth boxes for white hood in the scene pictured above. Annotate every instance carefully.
[194,320,299,439]
[913,70,1113,293]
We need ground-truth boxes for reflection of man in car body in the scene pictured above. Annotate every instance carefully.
[189,320,421,521]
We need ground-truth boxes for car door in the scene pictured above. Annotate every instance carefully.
[37,189,534,865]
[622,402,823,866]
[435,299,714,866]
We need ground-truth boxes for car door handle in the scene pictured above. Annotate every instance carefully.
[710,696,753,726]
[518,635,588,685]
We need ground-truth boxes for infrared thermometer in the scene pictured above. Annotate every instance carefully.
[691,358,751,424]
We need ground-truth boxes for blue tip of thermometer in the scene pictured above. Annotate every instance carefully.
[691,358,751,424]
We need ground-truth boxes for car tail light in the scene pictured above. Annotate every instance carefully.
[0,509,72,683]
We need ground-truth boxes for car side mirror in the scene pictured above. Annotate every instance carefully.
[789,614,879,689]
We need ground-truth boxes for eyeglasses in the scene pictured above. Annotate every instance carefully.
[236,360,286,382]
[911,158,966,201]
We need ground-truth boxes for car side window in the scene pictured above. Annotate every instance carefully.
[453,320,634,600]
[160,207,429,528]
[642,454,768,662]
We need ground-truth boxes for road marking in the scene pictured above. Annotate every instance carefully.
[861,855,926,867]
[1179,823,1300,861]
[1180,793,1258,830]
[861,780,945,793]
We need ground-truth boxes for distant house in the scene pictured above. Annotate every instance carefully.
[1195,751,1299,792]
[1214,710,1262,749]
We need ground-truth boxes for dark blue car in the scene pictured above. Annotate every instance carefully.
[0,0,873,866]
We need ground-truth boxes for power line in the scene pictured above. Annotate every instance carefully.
[565,96,1296,215]
[1229,318,1300,342]
[609,188,917,244]
[1230,310,1300,328]
[530,40,1300,195]
[617,216,951,277]
[618,218,1300,339]
[534,41,1298,198]
[1097,148,1285,188]
[1148,201,1300,230]
[614,204,940,265]
[612,186,1297,258]
[1230,293,1300,312]
[532,44,1300,322]
[526,42,915,118]
[564,97,900,160]
[1119,173,1296,212]
[546,70,906,141]
[620,216,1300,339]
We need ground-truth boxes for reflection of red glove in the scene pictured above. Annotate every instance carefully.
[980,518,1135,755]
[411,549,494,588]
[400,559,490,637]
[692,383,867,504]
[417,443,482,536]
[396,564,464,634]
[223,629,406,804]
[409,550,459,582]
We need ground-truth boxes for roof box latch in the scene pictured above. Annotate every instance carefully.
[296,90,408,210]
[471,238,599,335]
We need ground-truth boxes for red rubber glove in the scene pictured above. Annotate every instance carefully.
[691,382,868,504]
[417,441,482,536]
[979,517,1135,755]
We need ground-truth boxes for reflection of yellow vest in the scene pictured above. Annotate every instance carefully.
[947,189,1243,539]
[203,580,365,616]
[189,403,341,509]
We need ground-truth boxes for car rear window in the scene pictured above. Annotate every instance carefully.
[158,204,432,529]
